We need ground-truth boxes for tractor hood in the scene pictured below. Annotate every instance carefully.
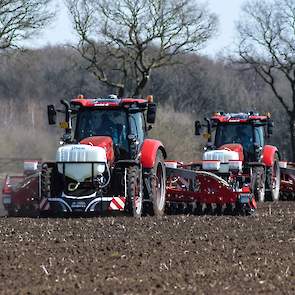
[80,136,115,163]
[219,144,244,161]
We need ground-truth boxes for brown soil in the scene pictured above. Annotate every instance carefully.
[0,202,294,295]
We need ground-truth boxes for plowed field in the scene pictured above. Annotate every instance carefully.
[0,202,294,294]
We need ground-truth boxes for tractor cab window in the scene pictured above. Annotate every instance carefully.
[215,124,254,152]
[129,112,145,145]
[71,114,77,139]
[75,109,129,153]
[254,126,264,147]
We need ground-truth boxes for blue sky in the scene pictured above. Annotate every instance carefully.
[203,0,243,57]
[29,0,245,57]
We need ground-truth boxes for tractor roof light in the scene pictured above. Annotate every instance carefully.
[212,112,220,116]
[146,95,154,103]
[76,94,85,100]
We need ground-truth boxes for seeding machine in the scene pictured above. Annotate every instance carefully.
[2,95,295,217]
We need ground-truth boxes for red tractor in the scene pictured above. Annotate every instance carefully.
[194,112,280,202]
[2,95,167,217]
[165,112,280,216]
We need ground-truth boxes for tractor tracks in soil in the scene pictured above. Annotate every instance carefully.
[0,202,294,294]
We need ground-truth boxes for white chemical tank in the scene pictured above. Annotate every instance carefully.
[203,149,239,163]
[56,144,107,182]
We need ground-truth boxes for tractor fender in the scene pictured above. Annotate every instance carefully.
[141,139,166,169]
[262,145,279,167]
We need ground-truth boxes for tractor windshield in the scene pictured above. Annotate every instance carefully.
[215,124,254,151]
[75,109,129,151]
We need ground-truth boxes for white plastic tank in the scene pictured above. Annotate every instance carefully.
[203,149,239,163]
[56,144,107,182]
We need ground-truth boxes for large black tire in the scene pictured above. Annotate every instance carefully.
[150,152,166,216]
[266,154,280,201]
[252,166,266,202]
[125,166,143,218]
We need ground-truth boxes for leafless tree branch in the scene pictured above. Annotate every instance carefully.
[66,0,218,96]
[0,0,55,49]
[236,0,295,159]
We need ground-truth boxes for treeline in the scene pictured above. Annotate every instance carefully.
[0,46,291,162]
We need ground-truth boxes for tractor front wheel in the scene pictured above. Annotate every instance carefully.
[126,166,143,218]
[252,166,266,202]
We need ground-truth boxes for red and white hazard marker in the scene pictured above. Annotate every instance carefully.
[39,198,50,211]
[108,197,126,211]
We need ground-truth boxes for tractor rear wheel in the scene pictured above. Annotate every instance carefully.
[266,154,280,201]
[252,166,266,202]
[150,152,166,216]
[126,166,143,218]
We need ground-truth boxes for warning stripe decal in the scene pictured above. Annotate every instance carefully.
[116,197,125,208]
[39,198,50,211]
[108,197,126,210]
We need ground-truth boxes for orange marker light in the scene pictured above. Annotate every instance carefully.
[146,95,153,103]
[76,94,85,99]
[59,121,69,129]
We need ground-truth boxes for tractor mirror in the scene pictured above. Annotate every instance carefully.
[47,105,56,125]
[147,103,157,124]
[194,120,202,136]
[267,120,274,135]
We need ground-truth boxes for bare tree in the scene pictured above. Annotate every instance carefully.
[0,0,54,49]
[66,0,218,96]
[236,0,295,160]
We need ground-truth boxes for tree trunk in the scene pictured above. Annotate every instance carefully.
[118,86,125,97]
[289,117,295,161]
[133,72,150,97]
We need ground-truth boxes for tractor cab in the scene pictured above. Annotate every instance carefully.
[48,94,157,161]
[214,121,263,162]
